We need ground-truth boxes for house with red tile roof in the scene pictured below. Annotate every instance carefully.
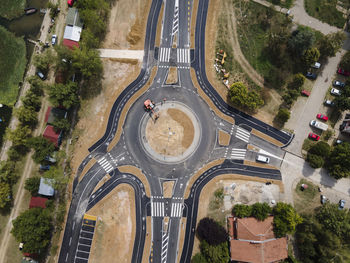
[228,216,288,263]
[43,125,62,147]
[29,196,48,209]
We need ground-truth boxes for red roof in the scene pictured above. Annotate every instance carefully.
[29,196,48,209]
[228,216,288,263]
[43,125,61,147]
[63,39,79,50]
[44,106,52,123]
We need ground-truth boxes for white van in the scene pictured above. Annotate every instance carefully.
[256,155,270,164]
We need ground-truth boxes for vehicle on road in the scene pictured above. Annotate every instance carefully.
[301,90,310,96]
[19,242,23,250]
[321,195,327,204]
[256,155,270,164]
[324,100,335,107]
[333,80,345,88]
[310,120,328,131]
[312,62,321,69]
[308,132,320,141]
[337,68,350,76]
[144,99,159,120]
[51,34,57,45]
[39,165,50,171]
[67,0,74,6]
[339,199,346,210]
[37,71,46,80]
[316,114,328,121]
[306,72,317,80]
[331,88,341,96]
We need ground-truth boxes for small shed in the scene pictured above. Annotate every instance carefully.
[43,125,62,147]
[21,257,38,263]
[66,7,84,28]
[44,107,67,125]
[62,39,79,50]
[63,25,82,42]
[29,196,48,209]
[38,177,55,197]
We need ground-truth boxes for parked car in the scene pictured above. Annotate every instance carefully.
[256,155,270,164]
[324,100,335,107]
[51,34,57,45]
[301,90,310,96]
[67,0,74,7]
[312,62,321,69]
[19,243,23,251]
[331,88,341,96]
[333,80,345,88]
[36,71,46,80]
[39,165,51,171]
[44,156,56,163]
[316,113,328,121]
[321,195,327,204]
[306,72,317,80]
[339,199,346,210]
[337,68,350,76]
[308,132,320,141]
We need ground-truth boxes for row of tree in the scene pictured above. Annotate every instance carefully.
[307,141,350,179]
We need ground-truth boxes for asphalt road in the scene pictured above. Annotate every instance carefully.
[58,0,294,262]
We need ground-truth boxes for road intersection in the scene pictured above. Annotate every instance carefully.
[58,0,293,262]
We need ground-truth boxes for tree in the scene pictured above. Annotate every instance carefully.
[340,51,350,72]
[0,182,11,209]
[276,108,290,124]
[24,177,41,195]
[273,202,302,237]
[52,118,70,132]
[22,90,41,111]
[197,217,228,246]
[333,96,350,111]
[232,204,252,218]
[81,28,100,49]
[15,106,37,127]
[72,47,103,80]
[11,207,52,254]
[302,47,320,67]
[33,49,54,74]
[288,73,305,90]
[318,31,346,57]
[327,142,350,179]
[251,202,271,221]
[27,136,55,164]
[191,253,208,263]
[308,141,331,158]
[306,153,324,168]
[200,240,230,263]
[27,76,45,96]
[6,125,31,147]
[288,28,315,56]
[48,82,79,109]
[43,166,68,193]
[229,82,263,111]
[54,45,74,73]
[0,161,18,185]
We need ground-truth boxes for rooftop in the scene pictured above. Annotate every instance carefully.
[38,177,55,197]
[66,7,84,28]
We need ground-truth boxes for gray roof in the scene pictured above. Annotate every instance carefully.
[66,8,84,28]
[47,107,67,125]
[38,177,55,197]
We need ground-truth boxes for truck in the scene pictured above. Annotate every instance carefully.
[310,120,328,131]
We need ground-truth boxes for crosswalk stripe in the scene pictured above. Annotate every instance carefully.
[236,127,250,143]
[151,201,164,217]
[229,148,246,160]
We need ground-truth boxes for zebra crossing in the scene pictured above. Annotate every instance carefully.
[177,48,190,64]
[170,202,183,217]
[235,127,250,143]
[159,47,171,62]
[151,199,165,217]
[98,156,113,173]
[161,232,169,263]
[172,0,179,36]
[228,148,246,160]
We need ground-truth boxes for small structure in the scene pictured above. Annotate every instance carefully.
[63,25,82,42]
[43,125,62,147]
[44,107,67,125]
[228,216,288,263]
[38,177,55,197]
[62,39,79,50]
[66,7,84,28]
[29,196,48,209]
[21,257,38,263]
[340,113,350,135]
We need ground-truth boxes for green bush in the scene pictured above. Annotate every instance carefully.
[308,141,331,158]
[307,153,324,168]
[232,204,252,218]
[24,177,41,196]
[276,108,290,124]
[251,202,271,221]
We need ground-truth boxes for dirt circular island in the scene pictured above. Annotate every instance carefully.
[140,101,201,164]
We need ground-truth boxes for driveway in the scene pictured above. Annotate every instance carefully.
[285,50,346,156]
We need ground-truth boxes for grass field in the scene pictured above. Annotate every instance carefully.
[0,26,26,106]
[0,0,26,20]
[294,179,320,214]
[304,0,346,28]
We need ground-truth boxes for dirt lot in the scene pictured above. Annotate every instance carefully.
[192,177,281,256]
[218,130,230,146]
[163,181,175,198]
[89,184,136,263]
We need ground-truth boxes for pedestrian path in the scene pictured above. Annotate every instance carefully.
[161,232,169,263]
[172,0,179,36]
[235,127,250,143]
[177,48,191,64]
[159,47,171,62]
[170,202,183,217]
[151,198,165,217]
[224,148,246,160]
[97,156,114,173]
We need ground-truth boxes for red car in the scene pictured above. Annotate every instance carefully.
[308,132,320,141]
[67,0,74,7]
[301,90,310,96]
[337,68,350,76]
[316,114,328,121]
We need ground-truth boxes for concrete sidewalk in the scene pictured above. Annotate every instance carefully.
[98,49,144,61]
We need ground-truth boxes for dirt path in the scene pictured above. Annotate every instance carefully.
[223,0,265,88]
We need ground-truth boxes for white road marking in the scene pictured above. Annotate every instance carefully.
[235,127,250,143]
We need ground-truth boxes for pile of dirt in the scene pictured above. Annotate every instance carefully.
[127,18,142,45]
[167,109,194,148]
